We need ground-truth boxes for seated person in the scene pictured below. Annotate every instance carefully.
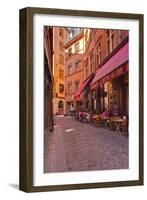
[85,112,90,123]
[102,109,109,128]
[102,109,109,118]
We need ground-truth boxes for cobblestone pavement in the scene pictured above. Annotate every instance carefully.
[44,116,128,173]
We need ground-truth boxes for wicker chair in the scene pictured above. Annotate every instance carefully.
[108,116,122,130]
[120,120,128,134]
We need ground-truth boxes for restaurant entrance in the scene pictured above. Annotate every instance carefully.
[103,72,128,117]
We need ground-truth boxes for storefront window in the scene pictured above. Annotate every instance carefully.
[104,81,113,112]
[102,74,128,116]
[104,82,109,110]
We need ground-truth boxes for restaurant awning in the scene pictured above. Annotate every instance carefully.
[91,41,128,89]
[74,73,94,100]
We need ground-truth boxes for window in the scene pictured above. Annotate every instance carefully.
[75,80,80,91]
[59,41,64,51]
[59,54,64,64]
[90,53,94,73]
[67,65,72,75]
[68,82,72,94]
[59,84,64,93]
[85,59,89,79]
[59,69,64,79]
[96,43,102,66]
[68,48,72,56]
[75,42,80,52]
[75,61,80,71]
[59,28,63,38]
[106,30,115,55]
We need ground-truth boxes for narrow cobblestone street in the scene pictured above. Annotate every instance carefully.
[44,116,128,173]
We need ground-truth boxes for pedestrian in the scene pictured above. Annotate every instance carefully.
[69,104,74,116]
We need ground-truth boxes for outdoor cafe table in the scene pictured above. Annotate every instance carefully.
[112,118,127,134]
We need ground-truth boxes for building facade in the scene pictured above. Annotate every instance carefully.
[52,27,68,115]
[70,28,129,116]
[64,28,85,113]
[44,26,54,131]
[46,27,129,118]
[89,29,129,116]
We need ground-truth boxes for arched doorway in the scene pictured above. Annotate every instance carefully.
[58,100,64,115]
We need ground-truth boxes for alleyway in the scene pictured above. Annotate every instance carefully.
[44,116,128,173]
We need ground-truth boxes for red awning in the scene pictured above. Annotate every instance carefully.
[74,74,94,100]
[91,42,128,89]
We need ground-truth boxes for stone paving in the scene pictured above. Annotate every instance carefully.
[44,116,128,173]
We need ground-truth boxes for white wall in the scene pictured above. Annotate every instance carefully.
[0,0,146,199]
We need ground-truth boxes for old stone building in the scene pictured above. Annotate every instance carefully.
[44,26,54,131]
[63,28,129,116]
[89,29,129,116]
[52,27,69,115]
[64,28,85,113]
[44,26,129,119]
